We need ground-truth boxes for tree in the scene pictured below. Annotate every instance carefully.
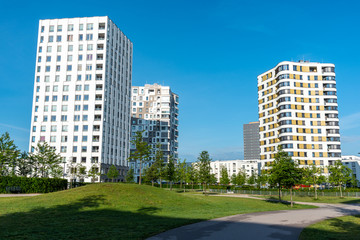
[329,160,352,198]
[302,165,324,200]
[256,172,268,188]
[247,174,256,185]
[0,132,20,176]
[197,151,212,193]
[231,173,237,185]
[186,164,198,189]
[16,151,32,177]
[125,168,135,183]
[219,166,230,185]
[128,131,151,185]
[165,155,176,190]
[29,142,62,178]
[154,144,165,188]
[235,169,247,186]
[269,146,302,205]
[75,163,87,182]
[87,164,101,183]
[176,159,187,189]
[144,163,158,186]
[107,165,119,182]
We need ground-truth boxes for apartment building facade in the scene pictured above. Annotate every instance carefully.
[257,61,341,173]
[130,84,179,181]
[342,155,360,187]
[29,16,133,182]
[210,159,259,183]
[243,121,260,160]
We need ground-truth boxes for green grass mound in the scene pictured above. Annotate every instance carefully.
[0,183,313,239]
[299,215,360,240]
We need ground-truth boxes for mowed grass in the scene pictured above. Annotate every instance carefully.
[0,184,314,239]
[251,194,360,204]
[299,215,360,240]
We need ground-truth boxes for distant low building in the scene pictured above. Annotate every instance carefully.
[210,159,259,183]
[341,155,360,187]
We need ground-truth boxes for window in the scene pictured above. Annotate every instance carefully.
[39,47,42,53]
[53,85,58,92]
[84,95,89,101]
[50,126,57,132]
[52,96,58,101]
[67,55,73,61]
[44,106,48,112]
[83,115,88,121]
[82,146,87,153]
[45,66,50,72]
[77,75,82,81]
[37,66,41,72]
[41,126,46,132]
[86,34,93,40]
[47,46,52,52]
[41,26,44,32]
[79,45,83,51]
[75,105,81,111]
[38,56,41,63]
[57,25,62,32]
[75,95,81,101]
[46,56,51,62]
[86,64,92,70]
[74,125,79,132]
[83,125,88,131]
[66,75,71,81]
[48,36,53,42]
[73,146,78,152]
[32,126,36,132]
[78,55,83,61]
[44,76,50,82]
[86,54,93,60]
[87,44,93,50]
[51,105,57,112]
[87,23,93,30]
[62,105,68,111]
[61,146,67,153]
[75,85,82,91]
[43,116,48,122]
[51,115,56,121]
[62,95,69,101]
[79,34,83,41]
[83,105,88,111]
[49,25,54,32]
[36,76,40,82]
[84,85,89,91]
[68,45,73,51]
[63,85,69,91]
[85,74,92,80]
[82,136,88,142]
[57,45,62,52]
[57,55,61,62]
[79,24,84,31]
[62,125,68,132]
[67,65,72,71]
[61,115,67,121]
[74,115,80,121]
[45,86,50,92]
[74,136,78,142]
[67,35,73,42]
[68,24,74,31]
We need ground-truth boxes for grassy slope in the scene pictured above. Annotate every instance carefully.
[0,184,313,239]
[299,215,360,240]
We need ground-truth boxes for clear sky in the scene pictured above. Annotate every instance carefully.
[0,0,359,162]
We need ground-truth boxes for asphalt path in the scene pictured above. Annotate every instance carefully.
[147,195,360,240]
[0,194,41,197]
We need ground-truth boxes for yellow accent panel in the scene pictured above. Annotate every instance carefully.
[315,160,320,165]
[303,66,309,72]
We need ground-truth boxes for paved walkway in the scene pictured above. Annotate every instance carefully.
[0,194,41,197]
[148,195,360,240]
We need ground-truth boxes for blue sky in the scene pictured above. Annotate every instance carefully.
[0,0,359,161]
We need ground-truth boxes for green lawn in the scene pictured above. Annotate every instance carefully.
[251,195,360,204]
[299,215,360,240]
[0,183,314,239]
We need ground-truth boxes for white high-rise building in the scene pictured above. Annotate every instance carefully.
[258,61,341,173]
[29,16,133,182]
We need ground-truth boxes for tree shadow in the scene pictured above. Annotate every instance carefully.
[137,206,161,215]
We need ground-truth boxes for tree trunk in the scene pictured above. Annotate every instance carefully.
[170,181,172,191]
[192,182,194,190]
[139,162,142,185]
[340,184,343,198]
[160,177,162,188]
[315,183,318,200]
[290,187,293,208]
[152,180,154,187]
[278,185,282,201]
[180,181,182,189]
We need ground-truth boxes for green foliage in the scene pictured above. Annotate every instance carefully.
[128,131,151,184]
[219,166,230,185]
[143,163,158,186]
[125,168,135,183]
[87,164,101,183]
[256,172,268,188]
[186,163,198,189]
[176,159,187,188]
[107,165,119,182]
[329,160,352,197]
[0,176,67,193]
[269,146,302,202]
[29,142,63,178]
[165,156,176,190]
[0,132,20,176]
[231,170,247,185]
[302,165,324,199]
[197,151,212,192]
[247,174,256,185]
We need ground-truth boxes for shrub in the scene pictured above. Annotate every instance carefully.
[0,176,67,193]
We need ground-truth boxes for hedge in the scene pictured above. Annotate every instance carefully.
[0,176,68,193]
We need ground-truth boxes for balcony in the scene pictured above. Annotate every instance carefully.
[98,33,105,40]
[96,74,103,81]
[97,54,104,60]
[97,44,104,50]
[96,64,103,70]
[95,94,102,101]
[94,115,102,121]
[93,125,100,131]
[99,23,106,30]
[95,85,103,91]
[95,104,102,111]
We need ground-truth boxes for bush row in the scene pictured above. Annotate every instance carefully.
[0,176,68,193]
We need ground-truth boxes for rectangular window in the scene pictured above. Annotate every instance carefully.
[47,46,52,52]
[67,55,73,61]
[67,65,72,71]
[84,95,89,101]
[79,34,83,41]
[52,96,58,101]
[44,76,50,82]
[67,35,73,42]
[48,36,53,42]
[56,35,62,42]
[51,115,56,121]
[75,95,81,101]
[57,46,62,52]
[86,34,93,40]
[45,66,50,72]
[77,75,82,81]
[79,24,84,31]
[61,115,67,121]
[74,115,80,121]
[46,56,51,62]
[84,85,89,91]
[85,74,92,80]
[73,146,78,152]
[63,85,69,91]
[75,85,82,91]
[51,126,57,132]
[68,45,73,51]
[62,95,68,101]
[87,44,93,50]
[78,55,83,61]
[66,75,71,81]
[62,125,68,132]
[57,55,61,61]
[83,115,88,121]
[87,23,93,30]
[57,25,62,32]
[86,64,92,70]
[86,54,93,60]
[82,136,88,142]
[68,24,74,31]
[49,25,54,32]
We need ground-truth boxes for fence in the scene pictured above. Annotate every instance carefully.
[208,189,360,197]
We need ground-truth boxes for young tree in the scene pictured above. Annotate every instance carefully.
[16,151,32,177]
[87,164,101,183]
[197,151,212,193]
[107,165,119,182]
[144,163,158,186]
[219,166,230,185]
[154,144,165,188]
[302,165,324,200]
[128,131,151,185]
[282,161,303,207]
[29,142,62,178]
[75,163,87,182]
[236,169,247,186]
[176,159,187,189]
[125,168,135,183]
[329,160,352,198]
[165,155,176,190]
[256,172,268,188]
[0,132,20,176]
[186,163,198,189]
[247,174,256,185]
[269,146,302,203]
[230,173,237,185]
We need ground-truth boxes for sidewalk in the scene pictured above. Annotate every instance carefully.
[0,194,41,197]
